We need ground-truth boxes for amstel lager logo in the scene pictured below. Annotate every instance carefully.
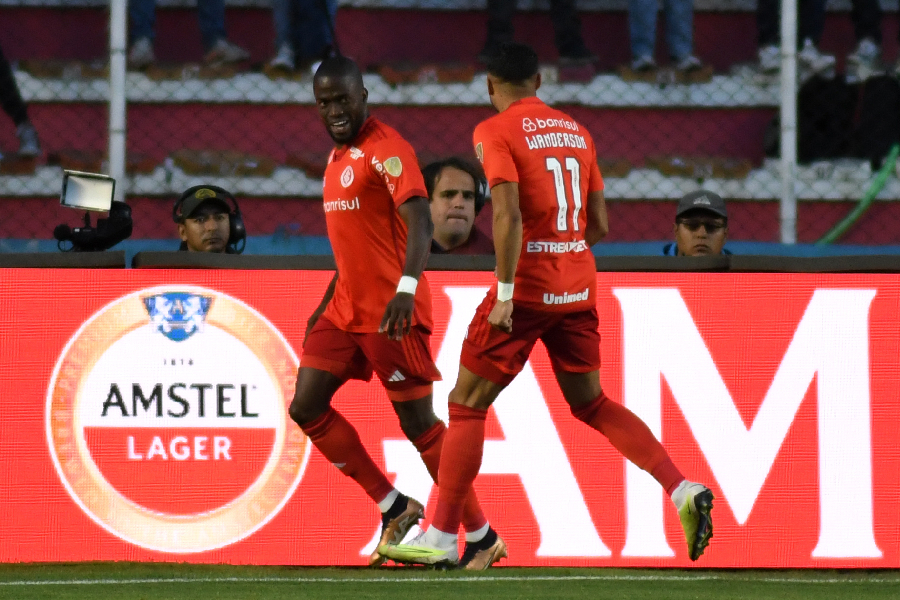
[45,286,309,553]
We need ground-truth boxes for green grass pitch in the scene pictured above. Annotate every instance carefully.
[1,563,898,600]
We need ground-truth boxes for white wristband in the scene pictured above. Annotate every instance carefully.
[397,276,418,295]
[497,282,514,302]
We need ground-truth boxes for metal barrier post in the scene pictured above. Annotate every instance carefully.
[108,0,128,200]
[779,0,798,244]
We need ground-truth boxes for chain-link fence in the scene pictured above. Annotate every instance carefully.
[1,0,899,254]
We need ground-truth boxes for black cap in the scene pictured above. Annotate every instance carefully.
[178,187,231,222]
[676,190,727,219]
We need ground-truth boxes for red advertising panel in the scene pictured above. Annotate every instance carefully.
[0,269,898,567]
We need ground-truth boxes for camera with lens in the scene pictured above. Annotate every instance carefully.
[53,171,133,252]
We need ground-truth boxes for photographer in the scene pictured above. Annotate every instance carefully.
[173,185,246,254]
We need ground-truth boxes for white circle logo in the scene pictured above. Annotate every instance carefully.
[340,165,354,188]
[45,286,309,553]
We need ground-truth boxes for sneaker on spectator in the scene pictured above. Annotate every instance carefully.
[846,38,884,82]
[128,37,155,70]
[631,55,657,72]
[204,39,250,65]
[268,43,295,71]
[16,121,40,157]
[757,45,780,74]
[675,55,704,73]
[558,46,598,67]
[798,38,835,76]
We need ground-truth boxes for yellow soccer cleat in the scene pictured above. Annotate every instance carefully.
[378,529,459,567]
[677,482,714,561]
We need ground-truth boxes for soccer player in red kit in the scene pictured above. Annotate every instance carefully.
[288,56,502,570]
[380,43,714,567]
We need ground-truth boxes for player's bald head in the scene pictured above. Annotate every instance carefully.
[485,42,539,85]
[314,55,364,90]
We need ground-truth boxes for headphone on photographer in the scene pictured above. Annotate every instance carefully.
[173,184,246,254]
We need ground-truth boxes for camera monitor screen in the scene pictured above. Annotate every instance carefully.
[60,171,116,212]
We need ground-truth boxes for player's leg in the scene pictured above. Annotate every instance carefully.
[291,318,423,564]
[363,325,495,564]
[391,395,490,536]
[544,308,714,561]
[380,366,505,566]
[378,299,543,566]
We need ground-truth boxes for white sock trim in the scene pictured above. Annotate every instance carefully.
[425,526,458,549]
[465,522,490,543]
[671,480,691,510]
[377,489,400,513]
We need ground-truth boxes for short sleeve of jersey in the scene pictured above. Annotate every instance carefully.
[368,137,427,208]
[474,121,518,189]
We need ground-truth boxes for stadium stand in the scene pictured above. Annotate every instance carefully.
[0,0,898,251]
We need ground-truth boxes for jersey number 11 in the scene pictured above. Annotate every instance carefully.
[546,156,582,232]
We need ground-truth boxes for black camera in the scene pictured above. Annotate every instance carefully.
[54,201,133,252]
[53,171,133,252]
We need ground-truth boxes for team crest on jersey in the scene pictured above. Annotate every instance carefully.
[384,157,403,177]
[340,165,354,188]
[475,143,484,163]
[143,293,212,342]
[522,118,537,132]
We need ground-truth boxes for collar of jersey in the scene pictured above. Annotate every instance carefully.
[509,96,544,109]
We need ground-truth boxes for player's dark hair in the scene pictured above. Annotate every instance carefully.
[422,157,488,214]
[314,55,363,87]
[485,42,539,84]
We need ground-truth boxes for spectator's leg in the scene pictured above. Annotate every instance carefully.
[628,0,657,61]
[198,0,228,50]
[756,0,780,47]
[548,0,589,57]
[0,45,29,127]
[272,0,294,51]
[484,0,516,50]
[850,0,882,45]
[296,0,337,60]
[664,0,694,61]
[799,0,826,46]
[129,0,156,43]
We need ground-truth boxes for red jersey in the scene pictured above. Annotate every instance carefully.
[474,97,603,312]
[321,118,432,332]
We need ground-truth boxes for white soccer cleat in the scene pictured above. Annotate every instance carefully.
[378,528,459,567]
[676,482,714,561]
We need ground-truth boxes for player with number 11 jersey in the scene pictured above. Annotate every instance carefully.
[474,96,603,311]
[379,42,714,570]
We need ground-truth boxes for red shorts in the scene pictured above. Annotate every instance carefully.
[461,296,601,386]
[300,316,441,401]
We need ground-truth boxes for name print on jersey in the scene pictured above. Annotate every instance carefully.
[525,132,588,151]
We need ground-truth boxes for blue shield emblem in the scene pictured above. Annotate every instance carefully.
[143,293,213,342]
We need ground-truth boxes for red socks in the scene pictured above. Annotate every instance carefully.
[300,408,395,503]
[412,421,488,533]
[432,404,488,534]
[572,392,685,496]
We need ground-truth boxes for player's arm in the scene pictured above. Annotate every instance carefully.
[379,196,432,340]
[584,189,609,246]
[489,181,522,333]
[304,271,338,346]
